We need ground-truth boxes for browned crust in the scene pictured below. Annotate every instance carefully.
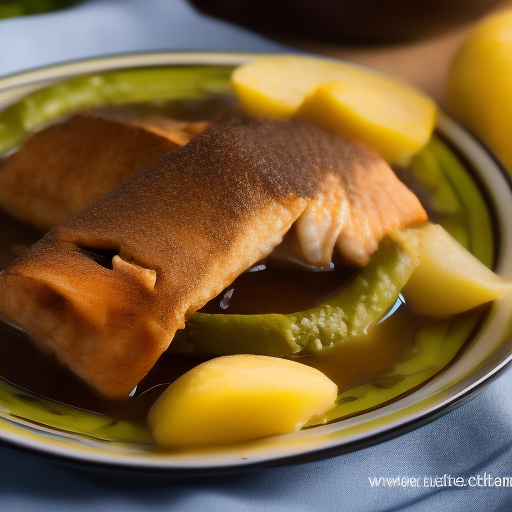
[0,117,426,399]
[0,114,210,230]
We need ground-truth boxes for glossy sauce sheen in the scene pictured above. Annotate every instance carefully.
[0,216,361,422]
[0,202,426,422]
[199,261,356,315]
[0,104,441,423]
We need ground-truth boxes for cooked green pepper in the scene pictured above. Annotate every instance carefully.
[0,66,233,154]
[172,232,420,357]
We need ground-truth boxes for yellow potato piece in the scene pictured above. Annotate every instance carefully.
[297,78,436,165]
[231,55,436,164]
[231,55,356,119]
[400,223,510,316]
[447,9,512,171]
[147,354,337,448]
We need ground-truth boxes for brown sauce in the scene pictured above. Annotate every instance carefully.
[0,210,366,422]
[0,295,424,423]
[0,103,452,427]
[199,262,357,315]
[91,96,242,124]
[300,303,423,393]
[0,320,208,422]
[0,299,421,424]
[0,204,423,422]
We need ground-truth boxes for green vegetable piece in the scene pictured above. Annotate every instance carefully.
[173,233,420,357]
[0,66,234,155]
[409,146,461,215]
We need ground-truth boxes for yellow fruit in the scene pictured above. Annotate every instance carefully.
[147,354,337,448]
[447,9,512,171]
[231,55,436,164]
[399,223,510,316]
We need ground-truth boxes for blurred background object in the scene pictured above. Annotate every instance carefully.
[0,0,81,19]
[189,0,501,43]
[447,8,512,172]
[188,0,512,105]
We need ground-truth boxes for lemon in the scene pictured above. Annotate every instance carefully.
[447,9,512,171]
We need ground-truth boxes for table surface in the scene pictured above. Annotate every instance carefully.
[1,1,512,511]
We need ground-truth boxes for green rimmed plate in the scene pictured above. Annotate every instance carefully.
[1,52,512,475]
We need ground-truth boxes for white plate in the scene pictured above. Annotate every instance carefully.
[1,52,511,475]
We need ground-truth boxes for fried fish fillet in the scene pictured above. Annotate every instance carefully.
[0,118,426,399]
[0,114,210,230]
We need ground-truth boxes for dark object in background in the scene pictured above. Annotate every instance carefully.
[189,0,501,43]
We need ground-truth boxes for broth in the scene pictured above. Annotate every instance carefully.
[0,80,494,437]
[0,253,424,423]
[0,203,446,424]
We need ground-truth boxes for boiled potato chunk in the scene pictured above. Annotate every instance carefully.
[148,354,337,448]
[231,55,355,119]
[231,55,436,164]
[297,78,436,165]
[447,9,512,171]
[401,223,510,316]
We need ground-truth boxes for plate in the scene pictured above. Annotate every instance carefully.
[1,52,512,476]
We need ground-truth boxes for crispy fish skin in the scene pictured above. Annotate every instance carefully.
[1,248,163,398]
[0,114,210,230]
[0,118,426,400]
[129,117,212,146]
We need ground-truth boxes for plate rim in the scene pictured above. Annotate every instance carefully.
[1,50,512,474]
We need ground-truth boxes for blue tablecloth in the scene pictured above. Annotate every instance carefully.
[1,2,512,511]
